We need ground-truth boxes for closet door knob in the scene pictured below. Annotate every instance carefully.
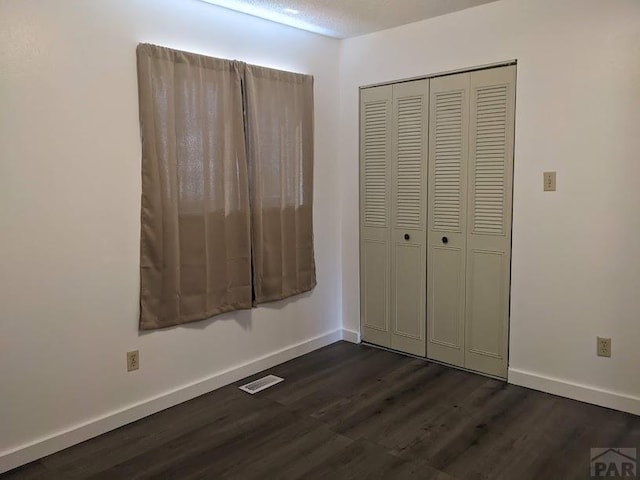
[404,233,410,240]
[442,236,448,244]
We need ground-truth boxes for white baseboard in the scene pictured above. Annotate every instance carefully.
[0,328,343,474]
[508,367,640,416]
[341,328,361,344]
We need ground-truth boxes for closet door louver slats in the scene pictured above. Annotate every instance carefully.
[433,90,464,232]
[473,85,508,235]
[395,96,424,229]
[363,100,390,228]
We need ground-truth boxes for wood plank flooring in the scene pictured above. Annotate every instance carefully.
[3,341,639,479]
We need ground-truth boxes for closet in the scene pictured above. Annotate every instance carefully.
[359,64,516,378]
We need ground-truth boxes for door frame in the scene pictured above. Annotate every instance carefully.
[358,59,518,378]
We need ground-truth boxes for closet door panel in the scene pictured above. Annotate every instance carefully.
[466,249,506,357]
[427,72,469,367]
[393,243,423,338]
[464,65,516,378]
[360,85,393,348]
[431,245,464,346]
[390,79,428,356]
[361,235,392,347]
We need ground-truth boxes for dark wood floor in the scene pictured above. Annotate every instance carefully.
[3,341,639,479]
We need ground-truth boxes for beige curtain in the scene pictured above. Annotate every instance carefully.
[244,65,316,304]
[136,44,252,330]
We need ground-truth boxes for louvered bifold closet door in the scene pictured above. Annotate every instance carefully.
[427,72,469,367]
[360,85,393,348]
[390,80,428,356]
[464,65,516,378]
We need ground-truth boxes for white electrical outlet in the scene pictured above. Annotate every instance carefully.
[127,350,140,371]
[597,337,611,358]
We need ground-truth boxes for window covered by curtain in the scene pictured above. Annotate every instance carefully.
[244,65,316,304]
[136,45,316,330]
[137,44,252,330]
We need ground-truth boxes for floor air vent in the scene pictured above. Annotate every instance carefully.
[239,375,284,394]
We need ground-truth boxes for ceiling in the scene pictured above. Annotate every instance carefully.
[200,0,499,38]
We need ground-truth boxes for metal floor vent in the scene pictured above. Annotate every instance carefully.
[239,375,284,394]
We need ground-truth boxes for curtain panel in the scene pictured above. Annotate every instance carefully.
[137,44,252,330]
[244,65,317,304]
[136,44,316,330]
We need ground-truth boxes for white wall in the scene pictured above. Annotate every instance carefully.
[0,0,342,469]
[339,0,640,413]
